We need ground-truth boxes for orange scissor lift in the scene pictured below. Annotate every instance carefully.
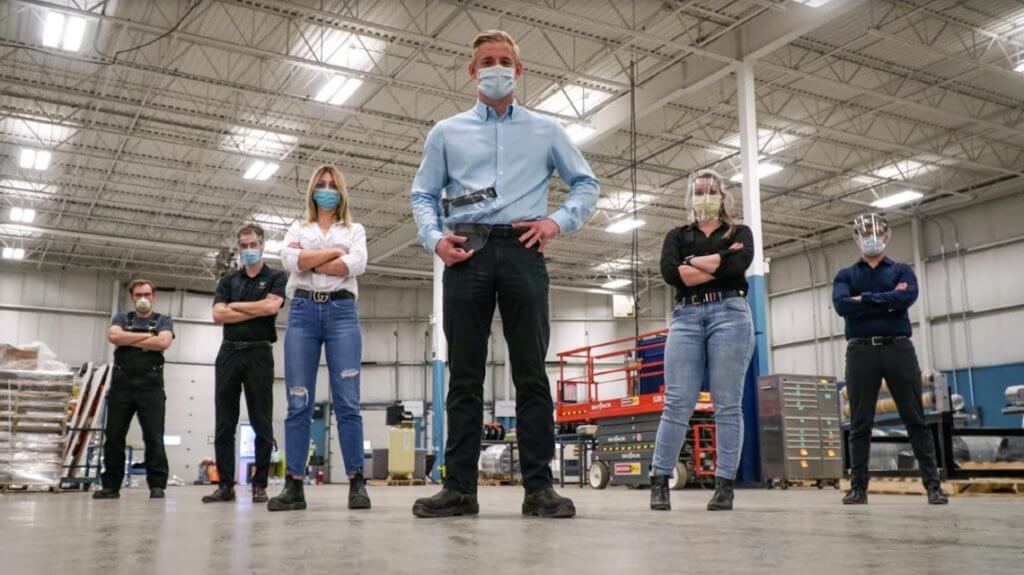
[556,329,717,489]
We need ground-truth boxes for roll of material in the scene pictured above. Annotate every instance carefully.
[841,375,935,400]
[1005,385,1024,407]
[842,391,934,418]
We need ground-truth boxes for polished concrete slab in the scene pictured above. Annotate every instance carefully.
[2,484,1021,574]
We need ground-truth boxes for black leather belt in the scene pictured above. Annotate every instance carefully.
[848,335,909,346]
[679,290,744,306]
[294,289,354,303]
[486,224,527,239]
[222,340,272,350]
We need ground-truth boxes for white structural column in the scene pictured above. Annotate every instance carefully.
[737,59,770,375]
[430,256,447,480]
[735,58,770,484]
[911,217,934,374]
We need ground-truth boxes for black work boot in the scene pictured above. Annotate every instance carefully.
[348,473,371,510]
[412,487,479,518]
[149,487,165,499]
[522,486,576,518]
[842,486,868,505]
[706,477,734,511]
[267,476,307,512]
[202,485,235,503]
[92,488,120,499]
[650,475,671,511]
[926,484,949,505]
[251,486,268,503]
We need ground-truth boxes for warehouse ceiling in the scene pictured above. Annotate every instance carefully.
[1,0,1022,292]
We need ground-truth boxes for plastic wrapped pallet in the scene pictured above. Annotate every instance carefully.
[0,342,74,488]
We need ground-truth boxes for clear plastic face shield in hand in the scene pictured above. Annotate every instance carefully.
[853,212,890,257]
[686,169,726,222]
[441,183,500,252]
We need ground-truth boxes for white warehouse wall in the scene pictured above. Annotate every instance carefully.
[0,265,671,481]
[767,192,1024,381]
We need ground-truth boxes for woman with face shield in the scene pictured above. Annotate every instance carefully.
[651,169,756,512]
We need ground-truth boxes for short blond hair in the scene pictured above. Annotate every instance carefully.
[472,30,519,59]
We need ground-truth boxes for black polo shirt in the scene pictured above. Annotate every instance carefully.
[660,223,755,304]
[213,264,288,343]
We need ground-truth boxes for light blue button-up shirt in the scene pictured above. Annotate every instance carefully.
[410,100,600,253]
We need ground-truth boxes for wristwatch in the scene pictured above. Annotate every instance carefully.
[682,255,694,266]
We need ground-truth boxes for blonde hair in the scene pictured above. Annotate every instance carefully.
[688,169,737,238]
[472,30,519,63]
[303,164,352,227]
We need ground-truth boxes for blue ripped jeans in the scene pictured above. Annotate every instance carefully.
[283,297,364,477]
[651,297,755,480]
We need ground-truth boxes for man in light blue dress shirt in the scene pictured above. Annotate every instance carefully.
[410,30,599,519]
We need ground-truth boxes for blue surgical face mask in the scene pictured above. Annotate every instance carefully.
[313,188,340,209]
[239,248,262,266]
[859,236,886,257]
[477,65,516,100]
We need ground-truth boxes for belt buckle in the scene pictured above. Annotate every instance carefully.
[312,291,330,303]
[689,294,701,305]
[870,336,884,346]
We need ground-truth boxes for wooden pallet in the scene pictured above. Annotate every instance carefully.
[841,477,1024,497]
[368,476,427,487]
[477,476,520,486]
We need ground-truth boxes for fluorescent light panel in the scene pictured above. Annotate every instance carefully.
[601,278,631,289]
[1,180,54,194]
[874,160,926,180]
[315,75,363,106]
[536,85,612,117]
[9,208,36,223]
[871,190,923,208]
[243,160,278,181]
[42,11,86,51]
[592,257,633,272]
[605,218,645,234]
[564,123,596,144]
[597,191,653,212]
[18,149,51,170]
[2,247,26,260]
[729,162,782,182]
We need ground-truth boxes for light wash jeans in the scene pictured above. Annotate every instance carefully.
[651,297,754,479]
[283,297,364,477]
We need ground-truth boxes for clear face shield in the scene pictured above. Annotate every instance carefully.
[853,213,890,256]
[686,170,726,222]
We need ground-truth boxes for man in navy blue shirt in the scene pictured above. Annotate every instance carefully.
[832,213,947,505]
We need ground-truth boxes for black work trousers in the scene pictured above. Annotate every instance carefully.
[214,343,275,487]
[442,236,553,493]
[101,369,168,490]
[846,338,941,489]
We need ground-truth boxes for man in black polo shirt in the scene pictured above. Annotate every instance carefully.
[832,213,947,505]
[203,223,287,504]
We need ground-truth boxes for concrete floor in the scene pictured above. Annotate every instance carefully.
[2,485,1022,575]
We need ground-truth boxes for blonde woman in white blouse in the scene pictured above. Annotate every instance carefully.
[267,165,370,512]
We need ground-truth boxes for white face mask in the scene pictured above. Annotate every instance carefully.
[134,297,152,313]
[477,65,516,100]
[692,194,722,221]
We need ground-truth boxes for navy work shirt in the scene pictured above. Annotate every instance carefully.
[831,257,917,339]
